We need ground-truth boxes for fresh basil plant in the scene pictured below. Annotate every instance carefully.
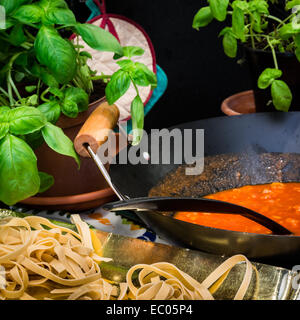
[193,0,300,112]
[0,0,157,205]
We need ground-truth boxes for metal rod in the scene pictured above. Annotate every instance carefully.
[84,144,126,201]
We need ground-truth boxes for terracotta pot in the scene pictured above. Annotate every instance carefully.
[221,90,256,116]
[19,97,117,211]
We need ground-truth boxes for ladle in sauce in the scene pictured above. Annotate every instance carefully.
[103,197,292,236]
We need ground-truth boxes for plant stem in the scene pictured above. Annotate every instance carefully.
[263,14,284,25]
[90,75,111,81]
[40,88,50,102]
[8,75,22,101]
[7,81,15,106]
[250,24,256,49]
[131,77,140,96]
[24,29,36,41]
[245,34,276,39]
[267,36,279,69]
[0,95,8,106]
[36,79,41,104]
[0,87,10,98]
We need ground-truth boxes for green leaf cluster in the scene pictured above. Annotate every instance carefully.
[0,105,79,205]
[105,55,157,146]
[0,0,156,205]
[193,0,300,111]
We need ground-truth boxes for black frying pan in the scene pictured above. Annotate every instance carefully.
[109,112,300,267]
[75,110,300,268]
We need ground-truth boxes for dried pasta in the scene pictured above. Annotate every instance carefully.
[0,214,257,300]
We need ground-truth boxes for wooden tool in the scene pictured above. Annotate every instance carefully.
[74,101,120,158]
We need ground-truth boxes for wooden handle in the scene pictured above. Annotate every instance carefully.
[74,102,120,157]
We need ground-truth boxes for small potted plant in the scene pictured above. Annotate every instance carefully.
[0,0,156,207]
[192,0,300,114]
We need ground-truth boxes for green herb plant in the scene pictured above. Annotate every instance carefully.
[193,0,300,111]
[0,0,157,205]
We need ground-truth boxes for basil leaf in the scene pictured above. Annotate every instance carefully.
[13,4,44,25]
[37,101,61,124]
[232,0,249,11]
[130,95,144,146]
[38,171,54,193]
[61,100,78,118]
[192,6,214,30]
[63,87,89,112]
[41,122,80,167]
[41,72,59,88]
[30,63,59,88]
[252,11,263,33]
[232,6,245,41]
[0,0,30,15]
[49,87,64,100]
[114,46,145,59]
[9,24,27,46]
[278,23,298,40]
[0,123,9,140]
[4,18,15,30]
[9,106,47,135]
[26,94,39,106]
[105,69,131,105]
[271,80,292,112]
[0,134,40,205]
[286,0,300,10]
[34,26,77,84]
[75,23,124,56]
[257,68,282,89]
[0,106,10,122]
[222,30,237,58]
[43,8,76,26]
[38,0,68,10]
[249,0,269,13]
[14,72,25,82]
[132,62,157,88]
[25,85,37,93]
[116,59,135,72]
[209,0,229,21]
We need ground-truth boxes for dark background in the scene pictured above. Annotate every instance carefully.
[68,0,253,130]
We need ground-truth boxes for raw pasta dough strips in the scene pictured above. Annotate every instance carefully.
[0,214,257,300]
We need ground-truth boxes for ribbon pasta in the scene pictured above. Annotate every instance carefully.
[0,214,257,300]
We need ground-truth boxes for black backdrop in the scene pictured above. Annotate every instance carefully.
[68,0,253,130]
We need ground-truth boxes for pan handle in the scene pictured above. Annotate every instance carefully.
[74,101,120,158]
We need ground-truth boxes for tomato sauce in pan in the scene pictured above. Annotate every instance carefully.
[175,182,300,235]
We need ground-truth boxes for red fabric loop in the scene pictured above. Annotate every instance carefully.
[96,0,120,42]
[93,0,106,14]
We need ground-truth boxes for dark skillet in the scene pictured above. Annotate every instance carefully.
[108,112,300,267]
[75,110,300,268]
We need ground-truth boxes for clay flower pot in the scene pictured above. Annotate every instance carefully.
[19,97,117,212]
[221,90,256,116]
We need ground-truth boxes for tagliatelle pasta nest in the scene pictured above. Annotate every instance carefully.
[0,214,257,300]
